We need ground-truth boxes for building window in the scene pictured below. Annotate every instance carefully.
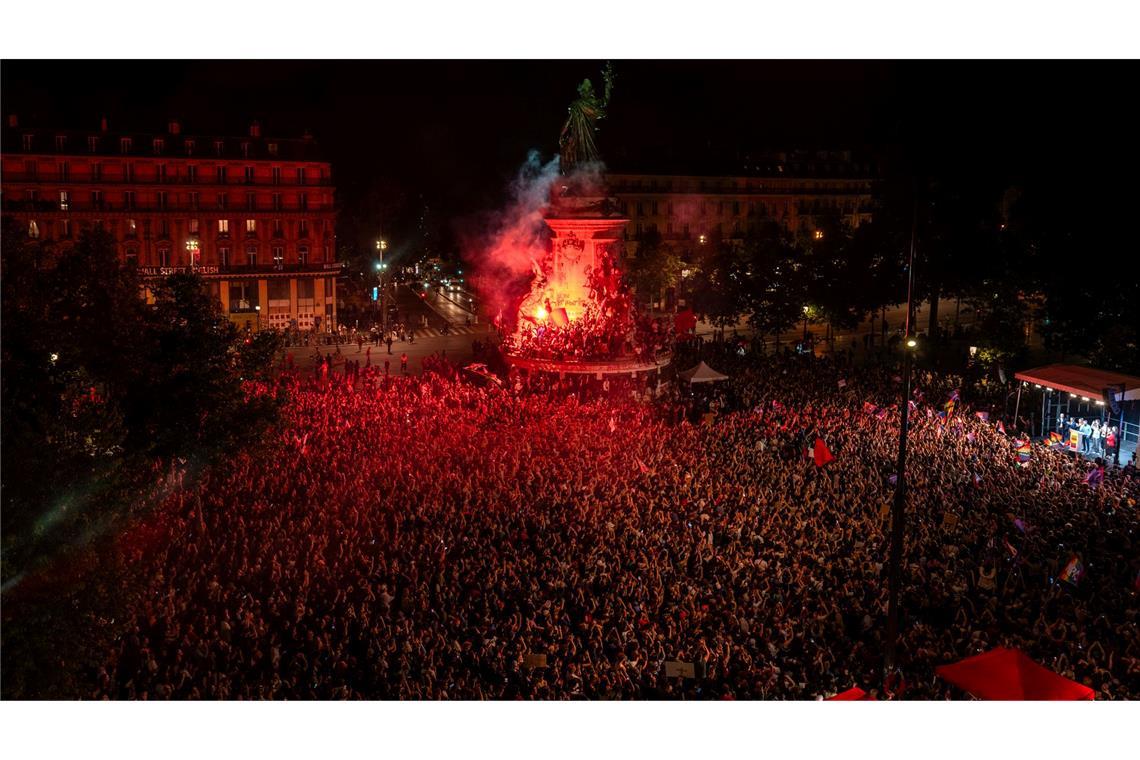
[157,191,167,210]
[268,143,278,156]
[214,140,225,156]
[59,191,70,211]
[216,166,227,184]
[91,162,102,181]
[125,164,134,182]
[188,218,200,235]
[60,219,72,238]
[153,138,165,155]
[159,219,171,238]
[88,136,99,153]
[125,249,138,268]
[187,241,201,268]
[157,163,168,182]
[28,220,40,239]
[245,246,257,266]
[185,140,195,156]
[120,137,132,154]
[229,281,257,312]
[217,192,228,210]
[218,218,230,234]
[22,134,34,150]
[298,245,309,266]
[273,193,282,211]
[244,166,254,184]
[58,162,70,181]
[272,166,281,185]
[297,278,315,300]
[124,191,135,210]
[219,246,230,267]
[189,191,199,210]
[241,142,250,158]
[91,190,103,209]
[296,168,306,185]
[298,219,309,238]
[127,218,138,237]
[299,193,308,211]
[187,165,197,183]
[158,248,171,267]
[245,219,257,236]
[246,192,256,210]
[55,135,67,151]
[24,160,37,179]
[272,246,284,269]
[273,219,284,237]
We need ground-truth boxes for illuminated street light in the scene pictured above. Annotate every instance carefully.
[906,338,917,348]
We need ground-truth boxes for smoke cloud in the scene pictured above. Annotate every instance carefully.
[461,151,561,326]
[460,153,610,328]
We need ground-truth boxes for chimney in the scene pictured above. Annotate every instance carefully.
[249,121,261,138]
[100,116,109,133]
[168,119,181,135]
[7,114,17,128]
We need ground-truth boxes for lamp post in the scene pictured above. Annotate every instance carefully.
[884,201,919,688]
[376,239,389,337]
[255,304,261,332]
[802,305,810,344]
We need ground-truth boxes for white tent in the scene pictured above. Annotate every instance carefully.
[679,361,729,383]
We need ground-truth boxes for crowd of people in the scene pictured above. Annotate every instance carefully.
[83,343,1139,700]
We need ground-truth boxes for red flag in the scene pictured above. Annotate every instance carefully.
[813,438,835,468]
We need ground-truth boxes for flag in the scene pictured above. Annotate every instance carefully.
[996,421,1006,434]
[636,457,649,475]
[943,399,957,417]
[814,438,835,468]
[838,378,847,389]
[1084,467,1105,487]
[973,472,983,487]
[1016,440,1032,465]
[966,431,976,442]
[1049,431,1062,444]
[975,411,990,422]
[1013,517,1027,533]
[888,473,898,486]
[862,402,879,415]
[948,389,961,403]
[876,407,890,420]
[1060,554,1085,586]
[1003,536,1019,559]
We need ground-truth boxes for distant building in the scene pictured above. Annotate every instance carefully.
[607,150,875,253]
[2,116,340,333]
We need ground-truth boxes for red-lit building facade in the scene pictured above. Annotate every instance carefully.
[2,117,339,332]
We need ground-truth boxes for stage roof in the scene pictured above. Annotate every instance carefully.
[1013,363,1140,403]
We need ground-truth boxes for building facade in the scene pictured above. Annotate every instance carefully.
[607,151,874,253]
[2,117,339,333]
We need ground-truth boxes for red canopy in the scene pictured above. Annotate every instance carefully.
[827,687,875,701]
[935,647,1095,700]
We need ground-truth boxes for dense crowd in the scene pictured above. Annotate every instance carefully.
[90,346,1139,699]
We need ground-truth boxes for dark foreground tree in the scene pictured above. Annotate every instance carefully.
[1,221,279,578]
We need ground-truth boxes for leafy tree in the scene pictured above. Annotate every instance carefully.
[739,221,805,350]
[1,222,279,575]
[688,237,748,333]
[624,228,681,307]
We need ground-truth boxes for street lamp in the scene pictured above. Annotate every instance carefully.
[255,304,261,332]
[802,305,810,343]
[884,201,919,689]
[375,239,389,336]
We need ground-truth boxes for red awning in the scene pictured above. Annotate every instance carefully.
[935,647,1095,700]
[827,687,875,701]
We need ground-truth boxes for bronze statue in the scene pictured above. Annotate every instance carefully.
[559,62,615,174]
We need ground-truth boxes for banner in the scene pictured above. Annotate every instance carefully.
[1060,554,1085,586]
[1069,429,1081,451]
[814,438,835,468]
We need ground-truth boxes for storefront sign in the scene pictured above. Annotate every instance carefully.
[138,265,220,277]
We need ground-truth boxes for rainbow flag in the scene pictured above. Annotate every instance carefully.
[996,421,1006,434]
[975,411,990,422]
[1049,431,1063,444]
[1060,554,1085,586]
[1016,440,1032,465]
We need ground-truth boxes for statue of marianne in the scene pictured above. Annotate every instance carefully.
[559,62,615,174]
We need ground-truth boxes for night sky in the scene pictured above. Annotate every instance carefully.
[4,60,1138,251]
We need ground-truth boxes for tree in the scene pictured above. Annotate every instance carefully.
[1,223,279,576]
[624,228,681,307]
[739,221,805,350]
[688,236,749,334]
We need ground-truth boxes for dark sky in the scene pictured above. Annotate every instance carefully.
[4,60,1138,250]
